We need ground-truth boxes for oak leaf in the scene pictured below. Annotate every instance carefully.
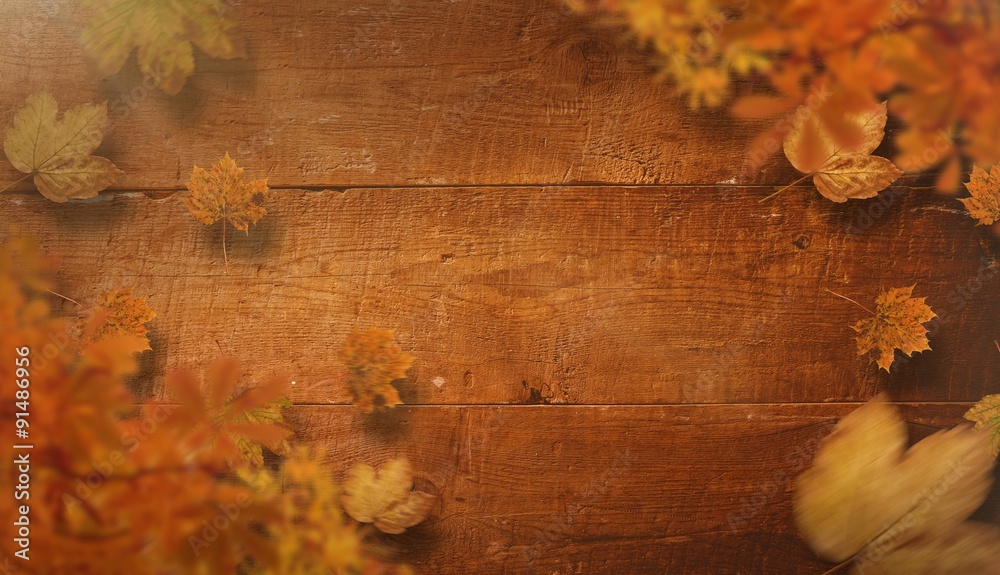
[81,0,245,95]
[2,90,121,202]
[779,102,902,202]
[959,164,1000,226]
[794,396,998,572]
[851,286,936,372]
[77,287,156,351]
[181,153,269,273]
[965,393,1000,457]
[339,328,414,413]
[341,457,435,534]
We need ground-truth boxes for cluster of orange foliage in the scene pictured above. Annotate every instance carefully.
[571,0,1000,190]
[0,236,411,574]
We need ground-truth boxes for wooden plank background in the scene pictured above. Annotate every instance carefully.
[1,0,998,573]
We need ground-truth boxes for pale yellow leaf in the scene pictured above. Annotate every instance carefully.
[2,90,121,202]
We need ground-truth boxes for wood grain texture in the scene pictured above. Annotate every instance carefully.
[2,0,999,572]
[1,185,996,404]
[2,0,799,190]
[292,403,1000,575]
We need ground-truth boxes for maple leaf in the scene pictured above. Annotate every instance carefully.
[341,457,435,534]
[181,153,269,273]
[795,396,998,572]
[2,90,121,202]
[76,287,156,351]
[830,286,936,372]
[771,101,902,202]
[959,164,1000,226]
[965,393,1000,457]
[81,0,245,95]
[167,357,292,467]
[339,328,415,413]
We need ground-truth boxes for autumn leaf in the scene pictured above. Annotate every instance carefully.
[77,287,156,351]
[81,0,245,95]
[2,90,121,202]
[181,153,269,273]
[795,396,998,572]
[771,101,902,202]
[341,457,435,534]
[339,328,414,413]
[959,164,1000,226]
[831,286,936,372]
[167,357,292,467]
[965,394,1000,457]
[243,447,365,574]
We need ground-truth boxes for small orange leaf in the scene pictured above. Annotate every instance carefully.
[181,153,268,272]
[339,328,414,413]
[852,286,936,372]
[959,164,1000,226]
[77,287,155,351]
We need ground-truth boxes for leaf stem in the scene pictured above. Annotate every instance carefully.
[818,558,853,575]
[995,340,999,354]
[0,173,33,195]
[222,218,229,275]
[759,172,814,203]
[46,289,83,307]
[824,288,877,317]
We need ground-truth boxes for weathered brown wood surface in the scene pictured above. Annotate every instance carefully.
[0,0,998,573]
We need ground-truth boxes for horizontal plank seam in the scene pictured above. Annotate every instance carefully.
[129,401,977,408]
[0,183,937,195]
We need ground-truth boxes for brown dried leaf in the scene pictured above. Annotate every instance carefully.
[853,286,936,372]
[782,101,902,202]
[341,457,435,534]
[339,328,414,413]
[2,90,121,202]
[795,396,995,565]
[959,164,1000,226]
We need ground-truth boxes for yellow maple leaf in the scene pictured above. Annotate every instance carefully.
[339,328,415,413]
[81,0,245,95]
[959,164,1000,226]
[965,393,1000,457]
[181,153,269,273]
[830,286,936,372]
[77,287,156,351]
[795,396,998,571]
[853,286,936,372]
[772,101,902,202]
[2,90,121,202]
[341,457,435,534]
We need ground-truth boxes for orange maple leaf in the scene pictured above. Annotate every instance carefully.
[339,328,414,413]
[959,164,1000,226]
[835,286,937,372]
[167,357,292,467]
[77,287,156,351]
[770,101,902,202]
[181,153,269,273]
